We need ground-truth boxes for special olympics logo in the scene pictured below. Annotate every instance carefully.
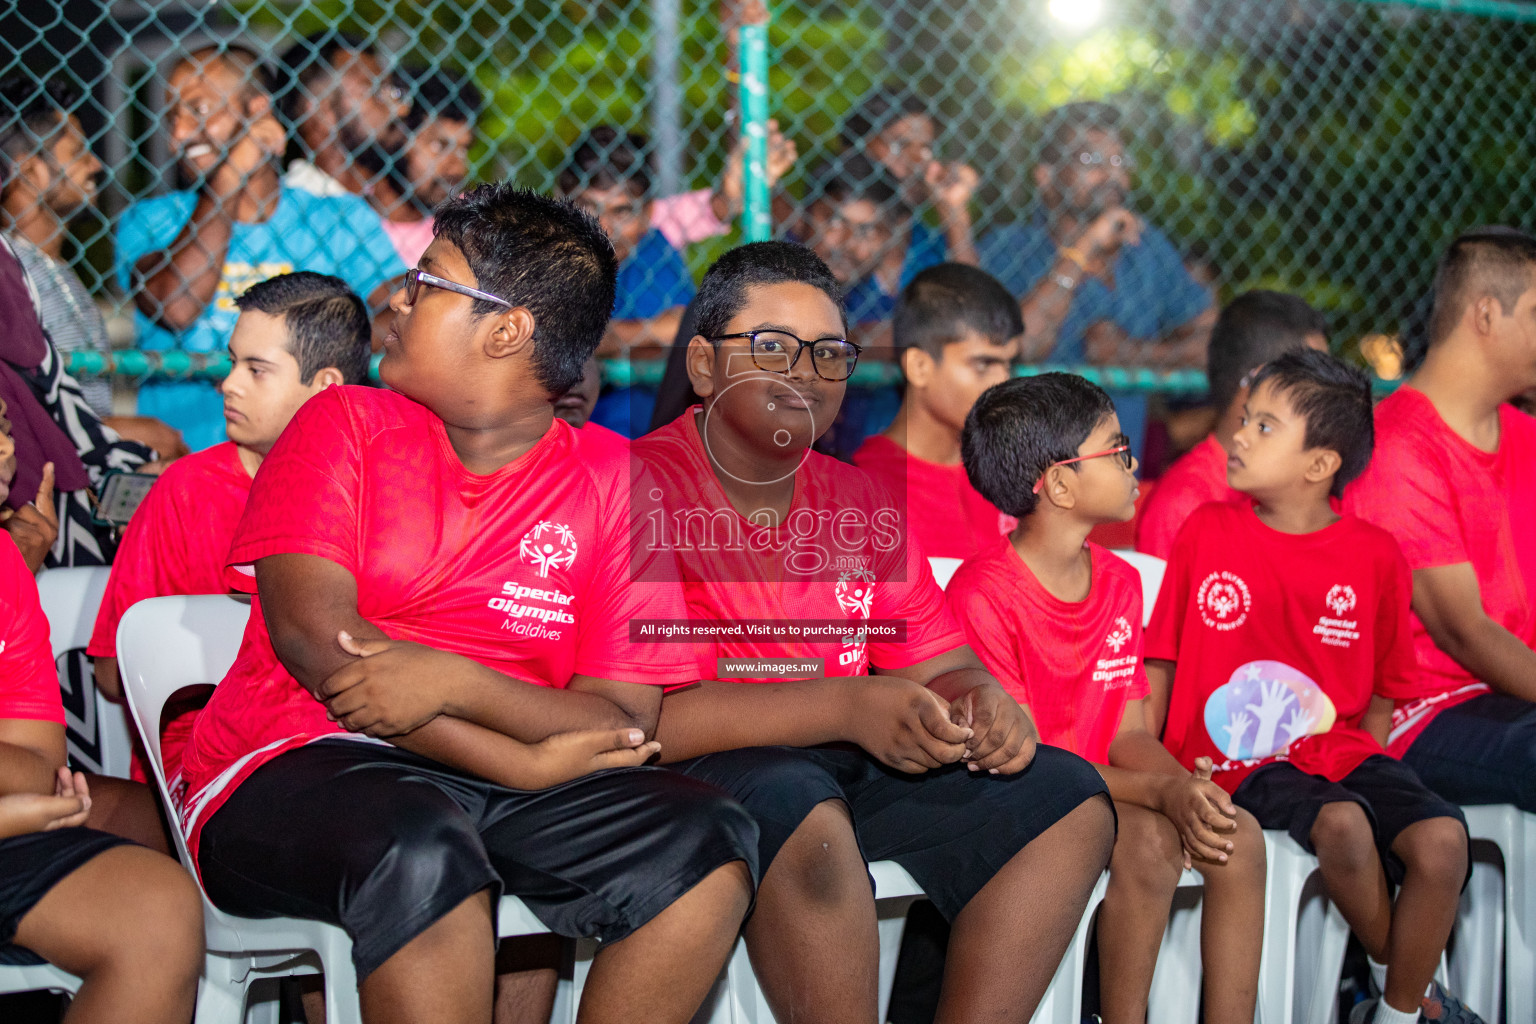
[1198,571,1251,631]
[1105,616,1134,653]
[834,569,876,619]
[1325,584,1357,616]
[519,521,578,578]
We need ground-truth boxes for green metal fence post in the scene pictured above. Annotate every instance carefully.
[737,17,771,242]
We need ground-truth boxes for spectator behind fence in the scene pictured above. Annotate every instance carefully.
[274,31,409,203]
[1150,349,1479,1024]
[117,45,404,452]
[951,373,1264,1024]
[2,235,159,570]
[88,272,371,794]
[839,88,980,273]
[851,263,1019,559]
[0,76,113,416]
[1345,227,1536,817]
[360,66,484,267]
[0,529,204,1022]
[801,155,914,332]
[981,102,1216,458]
[635,241,1114,1024]
[177,184,755,1022]
[1136,290,1329,560]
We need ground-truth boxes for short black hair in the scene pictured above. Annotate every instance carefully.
[1038,101,1122,166]
[694,241,845,340]
[840,88,931,147]
[274,30,376,128]
[1206,290,1329,414]
[0,75,76,187]
[1427,226,1536,347]
[234,271,371,386]
[432,183,617,395]
[557,125,651,198]
[177,43,271,106]
[811,153,907,219]
[962,373,1116,519]
[894,263,1023,360]
[1247,348,1373,499]
[403,66,482,129]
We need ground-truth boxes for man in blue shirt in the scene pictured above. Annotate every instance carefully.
[979,102,1214,456]
[116,45,404,451]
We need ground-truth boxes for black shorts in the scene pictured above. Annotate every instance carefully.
[0,827,135,966]
[1232,755,1467,886]
[199,739,759,978]
[671,742,1110,920]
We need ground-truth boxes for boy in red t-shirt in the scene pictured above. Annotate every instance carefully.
[852,263,1019,560]
[0,532,203,1022]
[179,185,756,1024]
[90,271,372,798]
[1136,290,1328,559]
[1345,227,1536,817]
[635,242,1113,1024]
[949,372,1264,1024]
[1149,350,1475,1024]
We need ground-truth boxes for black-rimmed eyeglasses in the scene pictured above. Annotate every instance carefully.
[707,330,862,381]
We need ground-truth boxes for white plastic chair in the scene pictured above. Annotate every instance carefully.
[116,594,568,1024]
[1445,803,1535,1024]
[1259,830,1350,1024]
[927,556,963,591]
[35,566,134,778]
[1108,549,1166,627]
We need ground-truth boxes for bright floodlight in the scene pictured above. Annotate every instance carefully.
[1048,0,1105,30]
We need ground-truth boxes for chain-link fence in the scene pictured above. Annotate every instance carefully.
[3,0,1533,423]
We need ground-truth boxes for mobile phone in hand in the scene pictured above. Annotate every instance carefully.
[93,471,157,526]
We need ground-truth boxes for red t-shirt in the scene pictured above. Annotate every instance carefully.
[1136,434,1238,561]
[88,441,252,785]
[633,410,966,683]
[947,541,1149,763]
[1344,387,1536,754]
[851,434,1014,561]
[581,420,629,448]
[1146,501,1418,793]
[180,386,698,858]
[1,534,62,724]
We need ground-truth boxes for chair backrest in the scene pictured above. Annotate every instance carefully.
[35,567,132,776]
[1109,549,1167,627]
[928,557,963,591]
[116,594,250,871]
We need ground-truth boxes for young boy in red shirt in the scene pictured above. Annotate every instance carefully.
[1345,227,1536,816]
[852,262,1020,560]
[178,185,757,1024]
[1148,349,1477,1024]
[948,372,1264,1024]
[1136,290,1328,559]
[635,241,1114,1024]
[0,531,204,1022]
[90,271,373,799]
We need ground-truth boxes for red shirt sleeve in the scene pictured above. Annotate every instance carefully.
[572,464,699,686]
[868,532,966,670]
[1372,534,1421,701]
[1347,432,1467,570]
[1144,517,1196,663]
[226,387,362,586]
[947,573,1029,705]
[0,535,63,723]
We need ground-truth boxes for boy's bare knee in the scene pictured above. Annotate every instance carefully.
[1394,816,1468,889]
[1109,805,1182,892]
[768,799,864,909]
[1309,801,1376,868]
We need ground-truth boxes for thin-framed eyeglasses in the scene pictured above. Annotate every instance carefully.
[708,330,863,382]
[1032,436,1134,494]
[404,267,512,308]
[1071,150,1135,170]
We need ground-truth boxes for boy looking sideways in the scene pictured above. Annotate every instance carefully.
[1148,350,1478,1024]
[634,241,1114,1024]
[852,263,1021,561]
[177,185,756,1024]
[90,271,373,795]
[949,372,1264,1024]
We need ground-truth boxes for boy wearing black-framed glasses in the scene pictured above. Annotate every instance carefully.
[635,240,1114,1024]
[950,370,1266,1024]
